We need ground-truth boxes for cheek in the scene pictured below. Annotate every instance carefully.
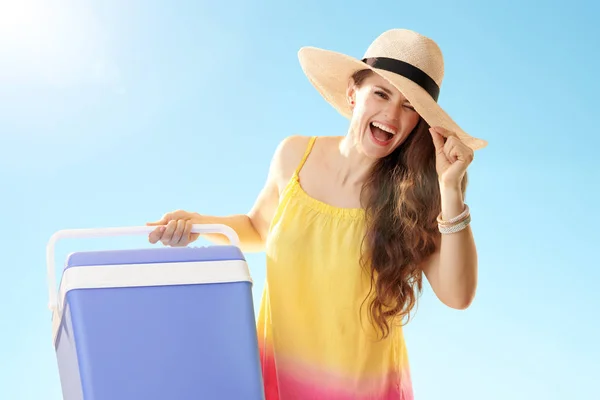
[354,99,381,128]
[390,112,421,149]
[401,111,420,133]
[361,96,380,114]
[351,99,374,125]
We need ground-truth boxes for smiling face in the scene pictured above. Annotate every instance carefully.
[346,70,422,159]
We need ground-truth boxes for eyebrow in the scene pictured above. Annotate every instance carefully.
[375,85,393,95]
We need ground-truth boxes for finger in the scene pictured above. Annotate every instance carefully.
[148,226,166,244]
[448,147,459,163]
[146,217,168,226]
[181,220,193,245]
[161,220,178,245]
[171,219,187,246]
[147,213,170,243]
[443,137,459,163]
[453,145,473,163]
[146,211,172,226]
[445,135,473,161]
[429,128,445,153]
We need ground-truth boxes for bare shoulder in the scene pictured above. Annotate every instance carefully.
[269,135,314,187]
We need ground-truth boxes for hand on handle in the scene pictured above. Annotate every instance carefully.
[146,210,205,247]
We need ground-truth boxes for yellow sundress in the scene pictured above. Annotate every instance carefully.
[256,136,413,399]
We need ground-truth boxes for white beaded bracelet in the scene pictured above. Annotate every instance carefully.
[438,214,471,234]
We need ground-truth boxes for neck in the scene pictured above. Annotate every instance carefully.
[336,133,375,187]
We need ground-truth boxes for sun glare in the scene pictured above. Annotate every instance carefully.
[0,0,52,52]
[0,0,115,86]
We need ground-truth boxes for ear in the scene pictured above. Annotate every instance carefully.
[346,83,356,108]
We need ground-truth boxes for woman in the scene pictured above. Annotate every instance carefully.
[147,28,487,400]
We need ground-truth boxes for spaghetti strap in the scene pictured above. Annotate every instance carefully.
[294,136,317,177]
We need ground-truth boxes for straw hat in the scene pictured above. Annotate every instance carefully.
[298,28,488,150]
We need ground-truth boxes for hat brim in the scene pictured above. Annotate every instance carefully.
[298,46,488,151]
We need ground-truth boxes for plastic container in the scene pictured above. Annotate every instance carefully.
[47,224,264,400]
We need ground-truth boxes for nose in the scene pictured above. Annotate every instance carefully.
[384,101,402,124]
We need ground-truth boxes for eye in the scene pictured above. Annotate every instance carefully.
[403,104,416,112]
[375,90,389,100]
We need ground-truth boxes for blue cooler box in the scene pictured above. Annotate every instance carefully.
[47,224,265,400]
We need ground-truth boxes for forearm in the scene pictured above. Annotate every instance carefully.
[195,213,265,253]
[436,184,478,308]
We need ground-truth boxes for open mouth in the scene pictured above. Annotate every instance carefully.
[369,122,395,145]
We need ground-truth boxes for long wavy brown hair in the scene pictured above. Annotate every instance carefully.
[353,69,467,338]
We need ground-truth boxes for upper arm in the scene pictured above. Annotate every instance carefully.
[420,238,446,303]
[421,237,475,310]
[421,246,441,290]
[246,135,309,242]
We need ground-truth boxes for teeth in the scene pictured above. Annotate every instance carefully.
[372,122,396,135]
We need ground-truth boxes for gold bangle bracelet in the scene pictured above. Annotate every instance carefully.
[437,204,470,226]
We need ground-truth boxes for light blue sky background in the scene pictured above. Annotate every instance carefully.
[1,0,598,399]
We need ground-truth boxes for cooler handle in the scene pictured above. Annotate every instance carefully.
[46,224,240,314]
